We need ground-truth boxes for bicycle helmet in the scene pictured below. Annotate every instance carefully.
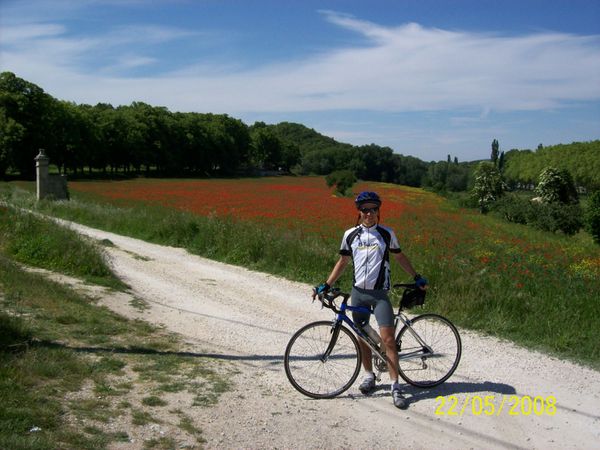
[355,191,382,209]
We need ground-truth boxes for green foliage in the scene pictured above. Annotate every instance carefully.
[0,109,25,177]
[492,194,534,224]
[491,139,499,165]
[275,124,429,185]
[492,194,583,235]
[325,169,357,196]
[249,122,285,170]
[504,141,600,191]
[0,72,431,184]
[472,162,505,213]
[0,72,56,178]
[498,151,505,173]
[529,202,583,236]
[585,191,600,244]
[425,158,470,192]
[535,166,579,204]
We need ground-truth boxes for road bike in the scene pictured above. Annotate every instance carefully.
[284,283,462,399]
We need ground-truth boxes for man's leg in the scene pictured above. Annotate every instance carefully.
[357,338,376,394]
[379,326,399,380]
[380,326,408,409]
[358,338,373,372]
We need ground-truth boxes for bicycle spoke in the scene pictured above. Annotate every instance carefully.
[285,321,361,398]
[396,314,461,387]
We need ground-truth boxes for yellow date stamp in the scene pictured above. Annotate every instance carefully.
[435,394,557,417]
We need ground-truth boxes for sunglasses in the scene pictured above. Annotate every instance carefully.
[359,207,379,214]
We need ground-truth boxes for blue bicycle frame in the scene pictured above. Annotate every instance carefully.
[321,295,387,362]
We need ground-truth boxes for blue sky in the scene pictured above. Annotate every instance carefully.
[1,0,599,162]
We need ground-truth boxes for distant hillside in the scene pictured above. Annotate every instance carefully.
[270,121,353,155]
[503,141,600,190]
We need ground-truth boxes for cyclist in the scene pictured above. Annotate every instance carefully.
[313,191,427,409]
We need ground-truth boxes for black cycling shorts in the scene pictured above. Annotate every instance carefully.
[350,286,395,328]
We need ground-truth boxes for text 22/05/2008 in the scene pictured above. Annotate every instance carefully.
[435,394,557,417]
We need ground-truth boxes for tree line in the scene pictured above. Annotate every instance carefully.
[1,71,598,196]
[0,71,489,188]
[0,71,425,182]
[503,142,600,191]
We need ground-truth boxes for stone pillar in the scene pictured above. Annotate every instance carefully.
[35,149,50,200]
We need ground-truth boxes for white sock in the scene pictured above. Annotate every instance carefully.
[391,381,401,391]
[364,371,375,380]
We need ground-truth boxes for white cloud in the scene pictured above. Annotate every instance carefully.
[0,23,65,42]
[1,9,599,117]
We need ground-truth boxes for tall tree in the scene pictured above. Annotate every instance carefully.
[0,72,54,178]
[0,108,24,177]
[491,139,499,166]
[249,123,283,170]
[498,151,505,173]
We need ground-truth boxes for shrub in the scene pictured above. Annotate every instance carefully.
[535,167,579,204]
[492,194,583,235]
[585,191,600,244]
[492,194,534,225]
[325,170,357,196]
[472,162,505,213]
[529,202,583,236]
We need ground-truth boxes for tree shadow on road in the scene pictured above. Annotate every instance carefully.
[28,339,285,363]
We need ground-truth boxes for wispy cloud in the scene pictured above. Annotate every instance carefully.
[1,8,599,117]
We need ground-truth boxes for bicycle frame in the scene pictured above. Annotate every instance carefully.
[327,299,389,361]
[323,294,434,366]
[394,312,435,360]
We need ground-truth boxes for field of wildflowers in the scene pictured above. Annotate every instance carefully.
[4,177,599,366]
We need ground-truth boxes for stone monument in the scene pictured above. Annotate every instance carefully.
[35,149,69,201]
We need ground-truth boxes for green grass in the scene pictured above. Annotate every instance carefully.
[0,260,233,448]
[0,199,235,449]
[0,204,126,290]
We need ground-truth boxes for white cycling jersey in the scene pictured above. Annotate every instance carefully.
[339,223,402,290]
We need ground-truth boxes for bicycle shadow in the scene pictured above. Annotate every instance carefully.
[404,380,517,402]
[346,380,516,403]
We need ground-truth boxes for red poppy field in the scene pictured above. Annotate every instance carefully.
[69,176,599,294]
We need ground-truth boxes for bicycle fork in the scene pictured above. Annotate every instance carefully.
[320,320,344,362]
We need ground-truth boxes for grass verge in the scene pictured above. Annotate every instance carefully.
[0,201,235,449]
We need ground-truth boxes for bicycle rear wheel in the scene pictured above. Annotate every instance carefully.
[396,314,461,387]
[284,321,361,399]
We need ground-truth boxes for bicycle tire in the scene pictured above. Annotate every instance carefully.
[396,313,461,387]
[284,321,361,399]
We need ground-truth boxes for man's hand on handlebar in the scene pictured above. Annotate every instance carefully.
[312,282,330,300]
[414,274,428,290]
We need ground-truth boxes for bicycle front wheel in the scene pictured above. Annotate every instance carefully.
[284,321,361,399]
[396,314,461,387]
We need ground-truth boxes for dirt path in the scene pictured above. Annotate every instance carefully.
[61,221,599,449]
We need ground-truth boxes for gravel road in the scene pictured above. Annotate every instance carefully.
[62,221,600,449]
